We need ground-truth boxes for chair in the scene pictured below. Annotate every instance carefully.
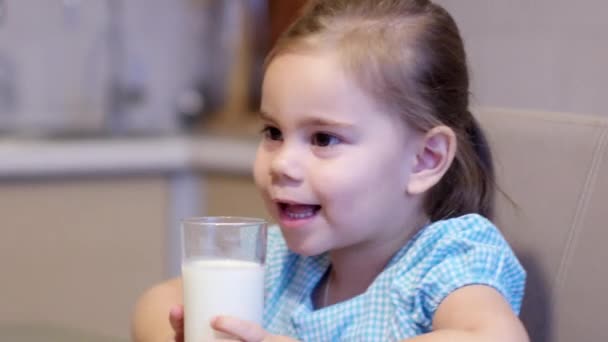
[476,108,608,342]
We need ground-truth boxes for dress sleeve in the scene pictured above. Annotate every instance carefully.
[414,215,526,321]
[391,214,526,333]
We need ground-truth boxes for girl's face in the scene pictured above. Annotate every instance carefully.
[254,52,424,257]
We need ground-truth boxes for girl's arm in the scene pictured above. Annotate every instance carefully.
[405,285,529,342]
[131,277,183,342]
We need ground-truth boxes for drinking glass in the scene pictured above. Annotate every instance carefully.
[181,217,267,341]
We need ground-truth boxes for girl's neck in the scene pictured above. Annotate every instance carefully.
[322,214,429,306]
[322,252,386,306]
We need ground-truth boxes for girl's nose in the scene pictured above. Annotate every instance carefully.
[270,146,303,183]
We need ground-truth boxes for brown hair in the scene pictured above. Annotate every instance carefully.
[266,0,495,221]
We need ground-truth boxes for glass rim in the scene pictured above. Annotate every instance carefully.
[181,216,267,226]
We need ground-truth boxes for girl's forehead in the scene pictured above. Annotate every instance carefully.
[263,52,367,108]
[261,52,414,131]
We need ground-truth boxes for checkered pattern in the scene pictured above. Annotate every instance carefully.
[263,214,526,341]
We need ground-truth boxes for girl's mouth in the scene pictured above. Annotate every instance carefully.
[278,202,322,221]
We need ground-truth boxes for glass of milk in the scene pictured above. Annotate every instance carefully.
[181,216,267,342]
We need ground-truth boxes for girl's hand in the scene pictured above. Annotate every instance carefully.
[212,316,298,342]
[168,305,184,342]
[169,308,295,342]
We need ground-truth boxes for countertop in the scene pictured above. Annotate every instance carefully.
[0,135,258,178]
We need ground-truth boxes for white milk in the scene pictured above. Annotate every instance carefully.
[182,259,265,342]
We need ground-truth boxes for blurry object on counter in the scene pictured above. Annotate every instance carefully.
[178,0,266,132]
[186,0,269,136]
[0,0,113,137]
[104,0,146,136]
[176,83,208,131]
[0,0,207,138]
[0,52,18,131]
[0,0,18,133]
[0,0,6,27]
[196,0,307,135]
[1,0,277,138]
[175,0,232,131]
[247,0,268,111]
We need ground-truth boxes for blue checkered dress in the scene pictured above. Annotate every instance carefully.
[262,214,526,341]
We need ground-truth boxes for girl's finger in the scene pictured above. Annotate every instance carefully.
[169,305,185,341]
[169,305,184,329]
[212,316,267,342]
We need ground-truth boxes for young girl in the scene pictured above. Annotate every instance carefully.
[132,0,528,341]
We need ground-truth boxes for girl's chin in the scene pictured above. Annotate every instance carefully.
[280,230,328,257]
[285,241,326,257]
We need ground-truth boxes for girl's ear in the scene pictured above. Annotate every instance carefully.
[407,126,457,195]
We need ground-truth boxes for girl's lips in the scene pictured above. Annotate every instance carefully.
[276,202,321,228]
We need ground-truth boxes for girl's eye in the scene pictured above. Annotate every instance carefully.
[261,126,283,141]
[311,132,341,147]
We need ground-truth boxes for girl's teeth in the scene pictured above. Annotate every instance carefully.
[287,210,315,219]
[283,204,318,219]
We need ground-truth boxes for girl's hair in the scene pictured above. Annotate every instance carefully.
[266,0,495,221]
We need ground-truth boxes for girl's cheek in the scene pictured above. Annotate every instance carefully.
[253,153,269,187]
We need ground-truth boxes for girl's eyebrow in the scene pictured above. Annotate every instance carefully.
[257,111,276,122]
[258,111,354,128]
[299,117,354,128]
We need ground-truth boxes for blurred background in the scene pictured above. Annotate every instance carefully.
[0,0,605,341]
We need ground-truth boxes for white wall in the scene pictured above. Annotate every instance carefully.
[436,0,608,116]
